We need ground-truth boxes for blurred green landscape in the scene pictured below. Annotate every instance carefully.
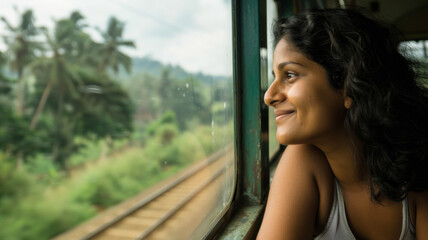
[0,9,233,240]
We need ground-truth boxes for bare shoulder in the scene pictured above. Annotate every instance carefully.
[281,144,331,175]
[257,144,333,240]
[281,145,334,196]
[409,190,428,238]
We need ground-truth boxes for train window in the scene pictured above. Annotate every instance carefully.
[400,40,428,60]
[0,1,234,239]
[400,40,428,79]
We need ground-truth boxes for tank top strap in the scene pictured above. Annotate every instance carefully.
[400,196,416,240]
[313,179,355,240]
[334,179,356,238]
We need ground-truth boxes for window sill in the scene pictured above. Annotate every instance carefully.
[216,203,265,240]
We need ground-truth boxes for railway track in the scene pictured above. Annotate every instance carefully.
[54,146,234,240]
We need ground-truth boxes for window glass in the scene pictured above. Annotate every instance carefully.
[267,0,280,158]
[400,40,428,81]
[0,1,234,239]
[400,40,428,59]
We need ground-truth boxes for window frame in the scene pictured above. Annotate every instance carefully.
[209,0,288,239]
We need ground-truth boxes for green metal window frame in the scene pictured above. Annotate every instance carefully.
[213,0,288,239]
[219,0,270,237]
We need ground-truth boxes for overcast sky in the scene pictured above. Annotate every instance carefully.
[0,0,233,76]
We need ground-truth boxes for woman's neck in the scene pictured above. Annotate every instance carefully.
[314,129,365,190]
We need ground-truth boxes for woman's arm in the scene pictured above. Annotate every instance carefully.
[257,144,327,240]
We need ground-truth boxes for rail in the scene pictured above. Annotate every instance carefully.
[54,145,233,240]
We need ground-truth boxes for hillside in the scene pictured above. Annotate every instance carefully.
[119,56,229,85]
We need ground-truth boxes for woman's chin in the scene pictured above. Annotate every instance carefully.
[276,133,306,146]
[275,135,293,145]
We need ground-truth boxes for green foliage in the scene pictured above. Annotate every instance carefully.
[25,154,59,177]
[0,194,95,240]
[68,138,104,166]
[74,72,134,139]
[193,125,216,154]
[143,119,206,167]
[0,51,11,93]
[145,110,177,136]
[192,121,234,155]
[69,147,162,208]
[0,153,32,200]
[211,101,233,125]
[175,132,206,163]
[0,106,44,158]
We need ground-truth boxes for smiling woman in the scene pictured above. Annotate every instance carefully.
[258,8,428,240]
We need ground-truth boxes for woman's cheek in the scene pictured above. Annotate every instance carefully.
[287,85,310,123]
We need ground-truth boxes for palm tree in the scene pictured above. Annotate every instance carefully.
[27,12,99,171]
[96,17,135,74]
[29,12,91,130]
[1,8,43,115]
[28,12,135,171]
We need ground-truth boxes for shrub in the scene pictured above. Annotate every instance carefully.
[0,194,95,240]
[0,154,33,201]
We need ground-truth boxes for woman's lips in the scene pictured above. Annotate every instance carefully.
[275,110,296,121]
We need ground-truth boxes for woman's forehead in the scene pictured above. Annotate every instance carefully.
[273,39,310,68]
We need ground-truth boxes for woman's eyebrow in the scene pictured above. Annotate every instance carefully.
[272,61,304,78]
[277,61,304,70]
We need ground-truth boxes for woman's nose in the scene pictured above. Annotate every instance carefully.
[264,81,285,106]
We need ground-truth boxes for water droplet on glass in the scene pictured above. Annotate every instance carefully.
[185,83,189,88]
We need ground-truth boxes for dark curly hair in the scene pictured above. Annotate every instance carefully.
[273,8,428,202]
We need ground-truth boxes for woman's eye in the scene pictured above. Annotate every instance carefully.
[285,72,297,79]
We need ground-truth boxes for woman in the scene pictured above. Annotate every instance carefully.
[258,9,428,239]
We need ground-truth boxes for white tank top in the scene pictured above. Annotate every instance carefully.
[314,180,416,240]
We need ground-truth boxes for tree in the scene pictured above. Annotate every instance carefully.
[1,9,43,115]
[96,17,135,74]
[26,12,97,169]
[73,71,134,140]
[28,12,134,170]
[29,12,91,130]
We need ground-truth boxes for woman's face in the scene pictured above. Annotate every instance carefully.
[264,38,348,146]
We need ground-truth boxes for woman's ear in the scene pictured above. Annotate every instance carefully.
[344,96,352,109]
